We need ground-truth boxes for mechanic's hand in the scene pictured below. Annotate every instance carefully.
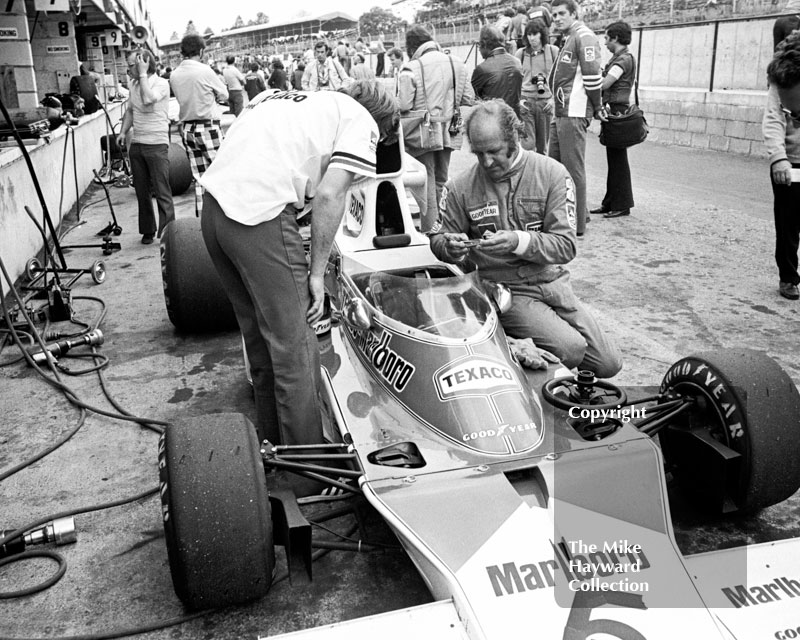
[479,230,519,255]
[772,159,793,186]
[306,274,326,326]
[115,133,126,151]
[595,107,608,122]
[442,232,472,262]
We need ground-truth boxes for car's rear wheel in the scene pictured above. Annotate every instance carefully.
[160,218,237,332]
[660,349,800,513]
[168,142,193,195]
[158,413,274,610]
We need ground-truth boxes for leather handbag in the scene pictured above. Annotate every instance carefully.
[599,66,648,149]
[400,59,438,153]
[401,108,436,151]
[599,104,649,148]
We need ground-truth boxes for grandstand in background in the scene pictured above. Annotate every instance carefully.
[158,0,786,67]
[159,11,358,68]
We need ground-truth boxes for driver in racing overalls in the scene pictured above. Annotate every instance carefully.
[429,99,622,378]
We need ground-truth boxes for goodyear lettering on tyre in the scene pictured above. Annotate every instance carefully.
[435,356,521,401]
[157,433,170,523]
[160,240,173,316]
[660,359,744,440]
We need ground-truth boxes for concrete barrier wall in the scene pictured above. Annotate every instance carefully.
[0,101,125,296]
[641,87,766,156]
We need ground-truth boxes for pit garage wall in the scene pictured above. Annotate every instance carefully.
[450,14,774,158]
[0,101,125,297]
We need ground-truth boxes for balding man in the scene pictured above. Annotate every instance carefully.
[429,99,621,378]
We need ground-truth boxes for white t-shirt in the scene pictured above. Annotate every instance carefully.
[200,90,379,226]
[129,75,170,145]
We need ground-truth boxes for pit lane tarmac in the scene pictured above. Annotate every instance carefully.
[1,133,798,639]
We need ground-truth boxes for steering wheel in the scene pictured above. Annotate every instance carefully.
[542,371,627,411]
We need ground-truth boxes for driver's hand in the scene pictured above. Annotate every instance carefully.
[480,230,519,254]
[772,159,793,186]
[306,274,325,325]
[443,232,471,262]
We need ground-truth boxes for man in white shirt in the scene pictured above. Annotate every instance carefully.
[170,34,229,212]
[199,82,398,446]
[117,50,173,244]
[222,55,246,115]
[301,41,349,91]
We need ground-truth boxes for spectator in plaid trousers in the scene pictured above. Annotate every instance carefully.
[169,34,228,213]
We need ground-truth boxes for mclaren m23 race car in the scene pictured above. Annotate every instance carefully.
[157,139,800,640]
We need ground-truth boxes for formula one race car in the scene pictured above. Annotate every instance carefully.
[157,137,800,639]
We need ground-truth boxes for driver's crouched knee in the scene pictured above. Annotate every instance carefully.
[590,352,623,380]
[554,333,589,371]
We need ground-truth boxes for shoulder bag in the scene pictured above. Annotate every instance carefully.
[400,60,437,153]
[599,57,649,149]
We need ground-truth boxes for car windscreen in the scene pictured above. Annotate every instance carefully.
[348,265,492,339]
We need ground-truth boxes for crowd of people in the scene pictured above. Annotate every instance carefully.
[114,0,800,447]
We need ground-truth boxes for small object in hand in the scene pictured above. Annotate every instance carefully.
[462,239,481,248]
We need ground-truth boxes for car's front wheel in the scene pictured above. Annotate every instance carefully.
[660,349,800,513]
[158,413,274,610]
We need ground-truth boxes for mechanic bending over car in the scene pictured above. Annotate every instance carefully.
[199,81,399,445]
[429,99,622,378]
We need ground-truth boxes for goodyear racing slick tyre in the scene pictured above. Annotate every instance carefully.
[160,217,238,332]
[158,413,274,610]
[660,349,800,513]
[168,142,192,195]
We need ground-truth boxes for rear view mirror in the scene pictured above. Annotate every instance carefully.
[343,298,373,330]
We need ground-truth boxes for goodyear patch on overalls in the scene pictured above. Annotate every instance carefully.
[526,221,543,232]
[468,202,499,221]
[565,176,576,203]
[439,185,449,213]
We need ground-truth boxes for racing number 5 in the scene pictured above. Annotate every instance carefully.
[563,590,647,640]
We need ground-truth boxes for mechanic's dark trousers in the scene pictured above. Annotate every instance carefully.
[601,147,634,211]
[498,269,623,378]
[128,142,175,237]
[413,148,452,233]
[549,116,589,234]
[228,89,244,117]
[772,163,800,285]
[600,103,635,212]
[201,194,324,446]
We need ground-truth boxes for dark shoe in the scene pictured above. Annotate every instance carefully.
[603,209,631,218]
[590,206,609,214]
[141,234,154,245]
[779,282,799,300]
